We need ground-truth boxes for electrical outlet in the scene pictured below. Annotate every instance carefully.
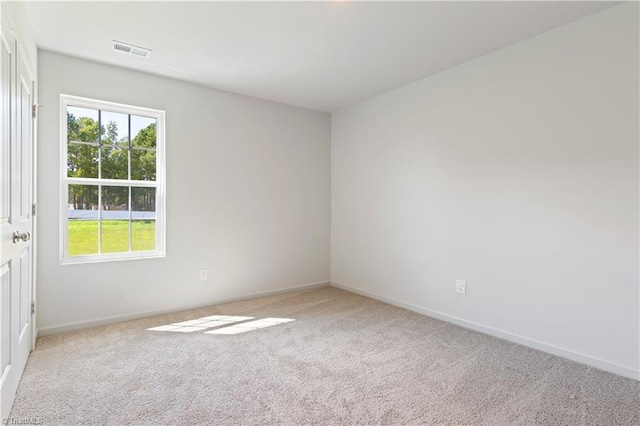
[200,268,208,281]
[455,280,467,295]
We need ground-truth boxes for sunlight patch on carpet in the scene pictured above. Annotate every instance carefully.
[147,315,255,333]
[146,316,295,335]
[205,318,295,335]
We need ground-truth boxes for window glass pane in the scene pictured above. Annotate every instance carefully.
[68,185,99,256]
[101,186,130,254]
[101,220,129,254]
[68,184,99,214]
[67,143,98,178]
[101,145,129,180]
[132,187,156,217]
[132,188,156,252]
[67,106,99,143]
[101,111,129,146]
[132,220,155,252]
[68,221,99,256]
[131,116,156,149]
[130,149,156,181]
[101,186,129,215]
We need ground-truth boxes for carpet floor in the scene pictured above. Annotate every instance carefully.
[10,286,640,425]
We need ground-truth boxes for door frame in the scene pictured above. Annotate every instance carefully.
[27,69,35,351]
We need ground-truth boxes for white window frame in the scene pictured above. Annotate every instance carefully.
[59,94,166,264]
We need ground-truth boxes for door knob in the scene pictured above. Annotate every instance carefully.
[12,231,30,243]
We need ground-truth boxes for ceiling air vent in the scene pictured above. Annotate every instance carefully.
[112,41,152,58]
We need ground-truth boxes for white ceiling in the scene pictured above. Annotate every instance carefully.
[25,1,619,113]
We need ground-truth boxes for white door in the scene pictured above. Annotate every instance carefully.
[0,8,34,419]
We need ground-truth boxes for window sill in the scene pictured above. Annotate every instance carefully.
[59,250,165,265]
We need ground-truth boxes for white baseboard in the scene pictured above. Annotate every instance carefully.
[37,281,330,337]
[331,281,640,381]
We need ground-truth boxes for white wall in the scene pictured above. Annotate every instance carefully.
[38,51,331,333]
[332,3,639,379]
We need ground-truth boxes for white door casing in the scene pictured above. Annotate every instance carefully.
[0,5,34,419]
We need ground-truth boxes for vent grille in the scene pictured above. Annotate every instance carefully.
[112,41,151,58]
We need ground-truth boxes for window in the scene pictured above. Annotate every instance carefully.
[60,95,165,263]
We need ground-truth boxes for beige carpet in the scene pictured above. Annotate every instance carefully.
[10,287,640,425]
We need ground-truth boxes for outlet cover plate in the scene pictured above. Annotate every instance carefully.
[456,280,467,295]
